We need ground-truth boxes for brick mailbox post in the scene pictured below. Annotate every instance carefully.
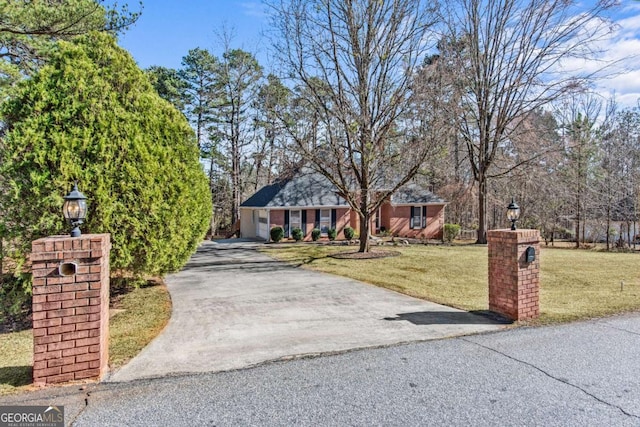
[487,229,540,321]
[30,234,111,386]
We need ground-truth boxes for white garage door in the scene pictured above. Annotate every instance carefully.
[257,210,269,240]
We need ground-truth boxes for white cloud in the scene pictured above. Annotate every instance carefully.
[241,2,267,19]
[555,5,640,109]
[592,8,640,108]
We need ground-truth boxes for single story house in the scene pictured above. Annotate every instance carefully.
[239,167,447,241]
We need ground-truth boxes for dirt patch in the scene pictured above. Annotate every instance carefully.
[330,250,401,260]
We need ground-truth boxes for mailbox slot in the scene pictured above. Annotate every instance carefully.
[525,246,535,263]
[58,262,78,276]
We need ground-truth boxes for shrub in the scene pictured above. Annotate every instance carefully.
[0,274,31,329]
[311,228,321,241]
[270,226,285,242]
[444,223,461,243]
[328,228,337,241]
[0,32,211,281]
[343,226,355,240]
[291,227,304,242]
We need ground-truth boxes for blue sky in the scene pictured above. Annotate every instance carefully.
[118,1,640,108]
[118,1,269,69]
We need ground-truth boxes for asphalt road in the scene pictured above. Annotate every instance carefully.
[7,312,636,426]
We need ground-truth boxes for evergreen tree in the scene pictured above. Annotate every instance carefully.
[0,31,211,277]
[0,0,139,95]
[146,65,189,112]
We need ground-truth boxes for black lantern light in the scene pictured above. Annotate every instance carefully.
[63,183,88,237]
[506,197,520,231]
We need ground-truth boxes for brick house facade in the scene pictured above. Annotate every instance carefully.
[240,167,446,241]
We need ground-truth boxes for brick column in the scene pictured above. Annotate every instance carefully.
[30,234,110,386]
[487,229,540,321]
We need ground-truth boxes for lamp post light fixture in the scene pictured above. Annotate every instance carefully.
[63,183,88,237]
[506,197,520,231]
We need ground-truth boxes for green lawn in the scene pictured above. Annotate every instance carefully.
[0,282,171,396]
[262,244,640,324]
[108,283,171,368]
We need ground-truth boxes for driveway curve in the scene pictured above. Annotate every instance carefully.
[109,240,505,382]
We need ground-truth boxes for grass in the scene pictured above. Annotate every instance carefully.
[108,282,172,368]
[0,329,32,395]
[0,281,171,396]
[262,243,640,324]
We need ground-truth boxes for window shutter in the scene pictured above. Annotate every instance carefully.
[302,210,307,235]
[284,210,290,237]
[331,209,337,230]
[410,207,415,229]
[422,206,427,228]
[315,209,320,229]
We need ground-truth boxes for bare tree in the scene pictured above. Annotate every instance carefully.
[253,74,292,189]
[268,0,441,252]
[597,101,640,249]
[554,92,602,247]
[439,0,617,243]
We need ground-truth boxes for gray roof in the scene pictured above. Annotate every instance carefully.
[241,167,348,208]
[390,183,446,204]
[241,167,446,208]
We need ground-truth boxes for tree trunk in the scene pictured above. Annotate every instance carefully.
[231,136,240,225]
[359,212,370,253]
[605,205,611,250]
[210,210,219,239]
[619,223,624,247]
[476,176,487,244]
[575,204,580,249]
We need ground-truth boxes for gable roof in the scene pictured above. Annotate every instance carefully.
[241,166,348,208]
[241,167,446,208]
[390,183,446,204]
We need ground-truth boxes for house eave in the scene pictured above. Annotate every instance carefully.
[389,202,448,207]
[240,205,349,210]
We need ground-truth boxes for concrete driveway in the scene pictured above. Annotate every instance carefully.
[109,240,506,382]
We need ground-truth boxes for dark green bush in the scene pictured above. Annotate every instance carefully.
[343,226,355,240]
[444,223,461,243]
[0,274,31,330]
[311,228,321,241]
[328,228,337,241]
[270,226,285,242]
[291,227,304,242]
[0,32,212,280]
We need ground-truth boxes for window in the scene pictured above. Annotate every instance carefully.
[410,206,426,229]
[290,209,301,234]
[320,209,331,234]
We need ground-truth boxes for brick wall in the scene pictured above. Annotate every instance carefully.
[269,210,285,232]
[387,205,445,239]
[31,234,111,386]
[335,208,350,238]
[487,229,540,321]
[271,208,352,241]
